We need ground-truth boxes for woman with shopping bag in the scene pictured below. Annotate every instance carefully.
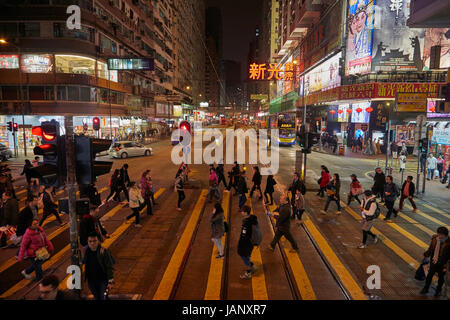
[18,219,53,281]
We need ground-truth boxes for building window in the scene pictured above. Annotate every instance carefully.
[80,87,91,101]
[57,86,67,100]
[54,23,95,42]
[1,86,18,100]
[28,86,54,100]
[55,55,96,76]
[18,23,40,37]
[67,86,79,101]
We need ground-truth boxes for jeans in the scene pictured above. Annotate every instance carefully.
[420,159,426,173]
[362,230,376,245]
[25,258,43,281]
[324,196,341,212]
[177,191,186,208]
[142,197,152,215]
[423,263,446,293]
[240,255,254,271]
[437,163,443,179]
[347,193,361,205]
[88,279,108,300]
[239,193,247,209]
[270,228,298,250]
[211,238,223,256]
[427,168,435,180]
[217,174,227,188]
[207,186,221,201]
[384,199,397,219]
[126,207,140,224]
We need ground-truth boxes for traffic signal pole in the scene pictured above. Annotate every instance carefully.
[64,116,82,274]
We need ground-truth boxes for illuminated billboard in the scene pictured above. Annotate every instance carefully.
[21,54,53,73]
[107,58,154,71]
[351,101,371,123]
[0,55,19,69]
[423,28,450,70]
[304,52,341,95]
[371,0,425,72]
[345,0,374,76]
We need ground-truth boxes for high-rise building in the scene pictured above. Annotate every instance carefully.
[223,60,244,109]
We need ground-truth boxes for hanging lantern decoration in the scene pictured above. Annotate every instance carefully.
[321,127,326,132]
[365,107,373,113]
[346,108,353,114]
[337,109,343,114]
[356,107,363,113]
[429,106,435,112]
[329,110,336,114]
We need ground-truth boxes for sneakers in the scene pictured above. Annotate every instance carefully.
[134,224,142,228]
[176,207,182,211]
[357,244,367,249]
[21,270,32,280]
[412,209,418,213]
[383,218,392,223]
[336,211,341,215]
[240,271,252,279]
[216,254,225,259]
[320,210,326,215]
[289,248,299,253]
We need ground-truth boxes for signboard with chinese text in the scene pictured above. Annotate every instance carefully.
[0,55,19,69]
[249,61,294,82]
[108,58,154,71]
[345,0,375,76]
[21,54,53,73]
[250,94,268,100]
[396,92,428,112]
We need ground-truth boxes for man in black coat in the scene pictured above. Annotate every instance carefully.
[398,176,417,212]
[237,205,257,279]
[268,192,299,252]
[236,172,248,209]
[16,195,38,237]
[249,166,262,199]
[372,167,386,201]
[216,163,228,188]
[117,164,130,202]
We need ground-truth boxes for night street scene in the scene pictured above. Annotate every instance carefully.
[0,0,449,314]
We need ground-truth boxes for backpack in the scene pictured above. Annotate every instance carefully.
[325,183,336,196]
[366,199,380,221]
[250,221,262,246]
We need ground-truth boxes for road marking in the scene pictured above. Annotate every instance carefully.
[403,204,450,228]
[421,203,450,220]
[153,189,208,300]
[396,212,435,236]
[343,205,420,270]
[246,195,268,300]
[204,191,230,300]
[267,203,316,300]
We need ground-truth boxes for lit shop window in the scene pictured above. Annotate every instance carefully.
[98,62,118,82]
[21,54,53,73]
[0,55,19,69]
[55,54,95,76]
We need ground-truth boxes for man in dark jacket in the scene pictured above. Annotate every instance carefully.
[398,176,417,212]
[372,167,386,201]
[236,172,248,209]
[1,191,19,227]
[216,163,228,188]
[16,195,38,237]
[238,205,257,279]
[117,164,130,202]
[38,275,80,300]
[288,172,305,206]
[83,232,115,300]
[79,207,109,247]
[227,162,240,192]
[268,192,299,252]
[420,227,450,297]
[249,166,262,199]
[383,175,399,221]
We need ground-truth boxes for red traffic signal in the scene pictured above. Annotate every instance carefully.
[33,144,57,155]
[179,121,191,133]
[13,123,18,131]
[93,117,100,131]
[32,123,58,142]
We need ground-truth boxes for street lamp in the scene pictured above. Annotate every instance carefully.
[0,38,27,156]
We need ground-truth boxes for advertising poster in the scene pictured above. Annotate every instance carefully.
[431,123,450,146]
[371,0,425,72]
[396,124,415,146]
[0,55,19,69]
[305,52,341,94]
[338,104,350,122]
[20,54,53,73]
[423,28,450,70]
[345,0,375,76]
[351,101,371,123]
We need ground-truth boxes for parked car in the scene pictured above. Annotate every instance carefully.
[109,141,152,159]
[0,143,13,161]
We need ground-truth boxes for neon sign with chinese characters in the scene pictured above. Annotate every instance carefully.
[249,62,295,81]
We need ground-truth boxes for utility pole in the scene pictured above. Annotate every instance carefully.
[415,114,424,194]
[64,116,81,274]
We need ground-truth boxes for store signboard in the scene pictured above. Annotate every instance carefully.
[304,52,341,94]
[396,124,415,146]
[345,0,375,76]
[0,55,19,69]
[396,92,428,112]
[21,54,53,73]
[431,125,450,146]
[371,0,425,72]
[251,94,268,100]
[107,58,154,71]
[173,105,182,117]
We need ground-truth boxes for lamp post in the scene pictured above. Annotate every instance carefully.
[0,39,27,156]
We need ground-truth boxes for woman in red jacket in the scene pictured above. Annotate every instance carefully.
[317,166,330,197]
[18,219,53,281]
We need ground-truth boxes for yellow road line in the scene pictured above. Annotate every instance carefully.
[396,213,435,236]
[268,203,316,300]
[421,203,450,219]
[344,205,419,270]
[60,188,165,291]
[16,189,27,196]
[403,204,450,228]
[153,189,208,300]
[246,195,268,300]
[204,191,230,300]
[303,212,367,300]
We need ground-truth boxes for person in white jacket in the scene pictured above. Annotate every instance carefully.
[399,152,406,172]
[125,182,144,227]
[358,190,379,249]
[426,153,437,180]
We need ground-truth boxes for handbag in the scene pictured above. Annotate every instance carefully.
[317,177,322,185]
[35,232,50,261]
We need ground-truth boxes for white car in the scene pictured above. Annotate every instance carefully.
[109,141,152,159]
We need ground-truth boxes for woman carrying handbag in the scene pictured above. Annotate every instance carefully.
[18,219,53,281]
[347,174,364,206]
[126,182,144,227]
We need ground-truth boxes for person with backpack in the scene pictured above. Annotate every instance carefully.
[321,173,342,215]
[238,205,258,279]
[383,175,399,222]
[249,166,263,200]
[210,203,225,259]
[175,169,186,211]
[420,226,450,297]
[236,171,248,209]
[347,174,363,206]
[358,190,379,249]
[82,232,115,300]
[264,173,277,205]
[268,192,299,252]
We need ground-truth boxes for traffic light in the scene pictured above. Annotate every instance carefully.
[419,138,428,153]
[179,120,191,132]
[297,125,306,148]
[302,132,320,154]
[13,123,18,132]
[93,117,100,131]
[75,135,113,185]
[30,120,66,187]
[7,121,12,132]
